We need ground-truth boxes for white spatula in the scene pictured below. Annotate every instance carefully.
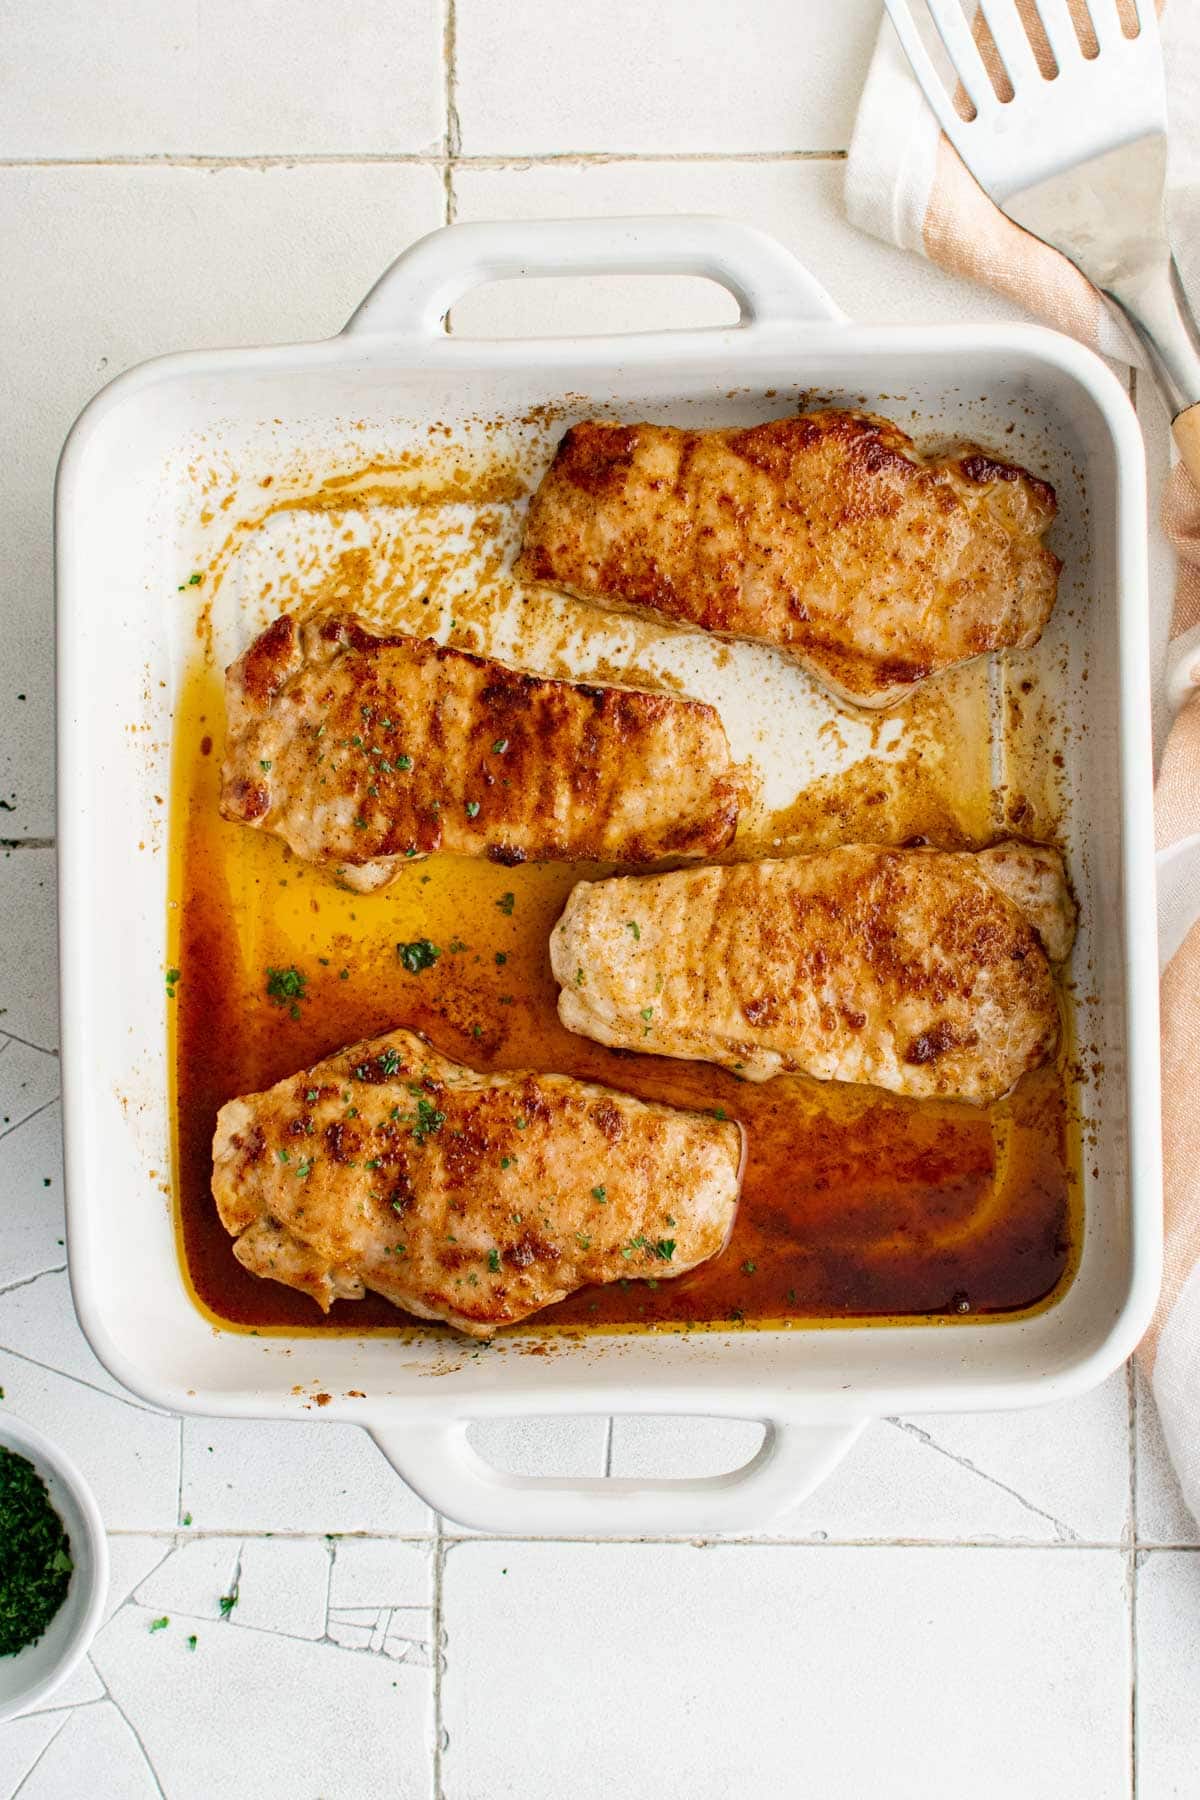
[883,0,1200,484]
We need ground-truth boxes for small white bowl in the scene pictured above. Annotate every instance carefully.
[0,1415,108,1723]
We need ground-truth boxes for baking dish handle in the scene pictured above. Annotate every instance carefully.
[370,1417,864,1536]
[343,215,846,340]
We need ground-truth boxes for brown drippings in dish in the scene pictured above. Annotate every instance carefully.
[170,662,1077,1336]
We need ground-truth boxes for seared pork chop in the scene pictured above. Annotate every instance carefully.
[518,410,1060,707]
[212,1029,742,1337]
[221,611,739,891]
[551,842,1074,1104]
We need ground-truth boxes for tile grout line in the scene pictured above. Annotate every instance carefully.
[443,0,460,231]
[0,149,847,171]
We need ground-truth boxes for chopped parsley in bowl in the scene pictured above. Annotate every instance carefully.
[0,1415,107,1723]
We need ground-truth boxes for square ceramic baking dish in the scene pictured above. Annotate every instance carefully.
[56,216,1161,1534]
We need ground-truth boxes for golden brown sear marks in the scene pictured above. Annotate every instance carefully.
[552,842,1075,1104]
[211,1028,743,1337]
[220,611,739,891]
[518,410,1060,707]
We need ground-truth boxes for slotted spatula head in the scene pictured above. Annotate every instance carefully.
[883,0,1200,464]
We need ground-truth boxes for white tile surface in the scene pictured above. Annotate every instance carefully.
[451,158,1041,341]
[610,1373,1133,1544]
[233,1538,331,1640]
[0,1714,66,1798]
[0,851,58,1047]
[0,166,444,835]
[15,1704,160,1800]
[455,0,880,154]
[0,2,1187,1792]
[1135,1364,1200,1548]
[0,1106,65,1291]
[0,0,445,158]
[181,1417,432,1534]
[91,1599,433,1800]
[1135,1550,1200,1798]
[442,1541,1131,1800]
[0,1039,59,1143]
[0,1352,179,1532]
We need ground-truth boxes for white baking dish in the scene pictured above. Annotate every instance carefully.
[56,216,1162,1535]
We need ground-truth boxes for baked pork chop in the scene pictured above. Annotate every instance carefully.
[211,1029,742,1337]
[518,410,1060,708]
[551,842,1075,1104]
[221,611,739,892]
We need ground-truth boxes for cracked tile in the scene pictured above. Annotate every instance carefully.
[136,1539,243,1623]
[234,1539,329,1641]
[15,1700,159,1800]
[92,1602,433,1799]
[608,1372,1131,1543]
[328,1538,433,1612]
[0,1711,67,1794]
[1136,1550,1200,1796]
[14,1653,105,1717]
[0,1269,166,1410]
[0,1351,179,1531]
[0,1037,59,1142]
[181,1418,432,1534]
[104,1539,175,1629]
[0,850,57,1040]
[0,1101,64,1291]
[442,1542,1130,1800]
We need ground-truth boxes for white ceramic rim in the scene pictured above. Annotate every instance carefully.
[54,216,1164,1534]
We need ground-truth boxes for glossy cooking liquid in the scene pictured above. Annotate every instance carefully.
[170,658,1078,1338]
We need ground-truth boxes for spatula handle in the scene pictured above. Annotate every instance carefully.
[1173,404,1200,495]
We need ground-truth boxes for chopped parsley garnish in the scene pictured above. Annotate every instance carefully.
[575,1232,591,1251]
[149,1616,169,1633]
[0,1449,73,1657]
[487,1248,501,1273]
[741,1258,757,1275]
[491,738,509,754]
[404,1096,446,1145]
[218,1592,238,1619]
[266,966,308,1021]
[625,920,641,941]
[276,1148,290,1164]
[397,939,441,974]
[378,1048,402,1077]
[591,1186,606,1201]
[495,952,507,966]
[500,1157,514,1170]
[711,1107,729,1121]
[496,891,515,916]
[575,966,585,986]
[352,816,368,831]
[165,967,181,998]
[295,1159,314,1180]
[465,801,481,818]
[305,1089,319,1103]
[448,939,468,954]
[653,1239,675,1261]
[640,1007,654,1022]
[259,759,272,772]
[187,1634,198,1651]
[395,754,414,771]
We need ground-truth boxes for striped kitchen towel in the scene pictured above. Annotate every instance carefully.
[846,2,1200,1520]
